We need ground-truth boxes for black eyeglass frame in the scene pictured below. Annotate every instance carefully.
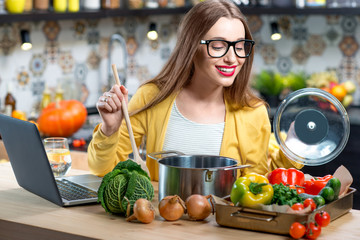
[200,39,255,58]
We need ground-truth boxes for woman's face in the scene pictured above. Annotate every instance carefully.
[193,17,247,88]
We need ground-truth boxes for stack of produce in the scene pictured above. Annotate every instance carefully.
[229,168,342,240]
[306,71,356,108]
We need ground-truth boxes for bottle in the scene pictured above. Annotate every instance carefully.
[53,0,67,12]
[68,0,80,12]
[40,85,52,110]
[4,83,16,117]
[54,84,64,103]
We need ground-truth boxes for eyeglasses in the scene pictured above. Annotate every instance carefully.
[200,39,255,58]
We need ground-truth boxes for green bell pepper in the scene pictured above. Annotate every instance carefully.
[230,173,274,208]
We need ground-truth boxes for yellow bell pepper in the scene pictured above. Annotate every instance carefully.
[230,172,274,208]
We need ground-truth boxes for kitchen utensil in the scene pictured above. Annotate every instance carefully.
[148,151,251,201]
[215,187,356,235]
[273,88,350,166]
[111,64,150,176]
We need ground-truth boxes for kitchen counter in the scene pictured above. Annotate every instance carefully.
[1,162,360,240]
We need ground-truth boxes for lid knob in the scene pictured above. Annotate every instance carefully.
[294,109,329,145]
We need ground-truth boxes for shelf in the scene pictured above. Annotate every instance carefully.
[0,6,358,24]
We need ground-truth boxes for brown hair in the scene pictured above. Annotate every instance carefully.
[131,0,262,115]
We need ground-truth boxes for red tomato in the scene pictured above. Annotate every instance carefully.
[289,222,306,239]
[72,139,81,148]
[80,138,86,146]
[315,211,331,227]
[289,185,305,194]
[304,198,316,211]
[291,203,305,211]
[305,222,321,240]
[296,187,305,194]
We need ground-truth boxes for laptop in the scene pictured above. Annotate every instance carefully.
[0,114,102,207]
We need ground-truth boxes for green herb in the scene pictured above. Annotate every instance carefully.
[252,70,284,96]
[98,159,154,216]
[271,183,303,206]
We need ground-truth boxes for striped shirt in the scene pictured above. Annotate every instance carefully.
[162,101,225,155]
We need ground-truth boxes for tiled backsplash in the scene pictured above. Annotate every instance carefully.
[0,13,359,117]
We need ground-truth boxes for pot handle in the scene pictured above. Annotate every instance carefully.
[207,164,252,172]
[147,150,185,161]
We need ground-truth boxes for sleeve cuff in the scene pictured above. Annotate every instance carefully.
[92,123,120,148]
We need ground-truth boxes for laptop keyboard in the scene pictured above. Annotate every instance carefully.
[56,178,98,201]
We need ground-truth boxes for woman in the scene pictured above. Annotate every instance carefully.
[88,0,300,180]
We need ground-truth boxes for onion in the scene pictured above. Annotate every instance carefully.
[159,195,186,221]
[185,194,214,221]
[125,198,155,224]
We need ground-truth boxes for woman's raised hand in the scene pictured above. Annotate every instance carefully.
[96,85,129,136]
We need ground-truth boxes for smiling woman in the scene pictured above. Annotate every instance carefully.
[87,0,301,182]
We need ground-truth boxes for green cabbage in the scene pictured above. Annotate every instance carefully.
[97,160,154,215]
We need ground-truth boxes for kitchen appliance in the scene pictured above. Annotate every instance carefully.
[148,151,250,201]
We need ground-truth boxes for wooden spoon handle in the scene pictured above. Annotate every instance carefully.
[111,64,149,175]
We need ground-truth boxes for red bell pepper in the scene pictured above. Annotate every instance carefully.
[303,175,333,195]
[268,168,305,187]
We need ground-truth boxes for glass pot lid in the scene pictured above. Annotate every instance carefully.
[273,88,350,166]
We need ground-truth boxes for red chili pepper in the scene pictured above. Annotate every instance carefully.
[267,168,305,186]
[304,175,333,195]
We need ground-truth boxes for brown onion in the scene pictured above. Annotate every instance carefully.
[185,194,214,221]
[125,198,155,224]
[159,195,186,221]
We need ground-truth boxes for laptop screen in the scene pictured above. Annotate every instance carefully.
[0,114,63,206]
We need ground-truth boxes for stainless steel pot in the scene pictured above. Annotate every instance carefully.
[148,151,251,201]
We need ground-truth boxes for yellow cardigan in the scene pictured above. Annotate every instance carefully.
[87,83,300,181]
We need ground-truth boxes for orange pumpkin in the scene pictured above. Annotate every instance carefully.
[37,100,87,137]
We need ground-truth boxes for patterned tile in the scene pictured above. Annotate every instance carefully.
[128,56,137,76]
[74,63,88,83]
[278,16,292,38]
[326,16,340,25]
[306,35,326,56]
[260,44,278,65]
[292,26,308,42]
[30,54,47,77]
[87,19,100,29]
[150,39,159,50]
[87,30,100,45]
[44,40,60,64]
[43,21,61,41]
[86,50,101,70]
[247,15,263,34]
[99,37,110,59]
[159,23,172,43]
[58,51,75,74]
[341,16,357,35]
[339,56,358,81]
[112,17,126,27]
[277,56,292,74]
[326,28,339,44]
[73,21,86,39]
[124,18,137,35]
[31,79,45,97]
[161,47,171,60]
[127,36,138,56]
[338,36,359,57]
[136,66,150,83]
[17,68,30,86]
[291,44,310,64]
[0,31,16,55]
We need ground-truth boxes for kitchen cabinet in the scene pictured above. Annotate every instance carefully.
[1,6,360,23]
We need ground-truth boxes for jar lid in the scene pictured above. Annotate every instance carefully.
[273,88,350,166]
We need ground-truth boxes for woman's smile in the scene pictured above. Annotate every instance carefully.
[216,65,237,76]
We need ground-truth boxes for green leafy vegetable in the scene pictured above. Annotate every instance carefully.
[252,70,284,96]
[98,160,154,216]
[271,183,303,206]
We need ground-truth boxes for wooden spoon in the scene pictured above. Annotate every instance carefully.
[111,64,150,176]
